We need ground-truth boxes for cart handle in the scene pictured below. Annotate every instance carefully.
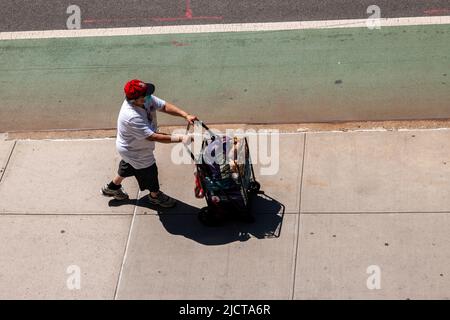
[185,119,215,137]
[184,120,208,161]
[184,120,218,162]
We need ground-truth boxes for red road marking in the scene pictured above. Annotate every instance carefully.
[83,0,223,25]
[151,16,223,22]
[185,0,193,18]
[83,17,140,23]
[424,8,450,15]
[171,40,190,46]
[83,16,223,24]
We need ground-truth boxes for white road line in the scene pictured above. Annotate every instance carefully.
[0,16,449,40]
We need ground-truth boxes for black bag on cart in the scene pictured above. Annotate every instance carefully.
[186,121,261,226]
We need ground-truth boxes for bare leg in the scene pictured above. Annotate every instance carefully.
[112,175,125,185]
[102,175,129,200]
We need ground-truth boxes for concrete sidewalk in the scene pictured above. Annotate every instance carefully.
[0,127,449,299]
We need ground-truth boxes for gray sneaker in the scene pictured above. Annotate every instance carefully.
[101,184,129,200]
[148,191,177,208]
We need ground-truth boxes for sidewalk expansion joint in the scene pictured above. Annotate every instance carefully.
[133,211,301,216]
[0,212,135,216]
[0,140,17,185]
[300,211,450,215]
[291,133,307,300]
[113,188,140,299]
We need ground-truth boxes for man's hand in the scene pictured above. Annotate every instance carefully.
[173,134,194,144]
[184,114,198,124]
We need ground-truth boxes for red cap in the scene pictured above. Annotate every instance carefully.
[124,79,155,100]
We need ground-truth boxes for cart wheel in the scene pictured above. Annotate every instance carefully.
[198,207,222,227]
[248,181,261,194]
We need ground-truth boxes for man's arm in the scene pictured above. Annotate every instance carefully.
[146,132,191,144]
[162,102,198,124]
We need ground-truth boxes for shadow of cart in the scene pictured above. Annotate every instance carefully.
[152,192,285,246]
[109,190,285,246]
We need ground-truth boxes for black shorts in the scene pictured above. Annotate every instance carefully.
[118,160,160,192]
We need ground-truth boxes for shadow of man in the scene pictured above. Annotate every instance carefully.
[109,191,285,246]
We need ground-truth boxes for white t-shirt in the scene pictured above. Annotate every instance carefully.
[116,95,166,169]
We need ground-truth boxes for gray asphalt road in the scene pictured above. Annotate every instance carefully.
[1,0,449,32]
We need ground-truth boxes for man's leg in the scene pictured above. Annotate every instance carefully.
[101,161,131,200]
[102,177,129,200]
[112,175,125,186]
[136,163,176,208]
[107,175,125,190]
[149,191,159,197]
[147,165,159,198]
